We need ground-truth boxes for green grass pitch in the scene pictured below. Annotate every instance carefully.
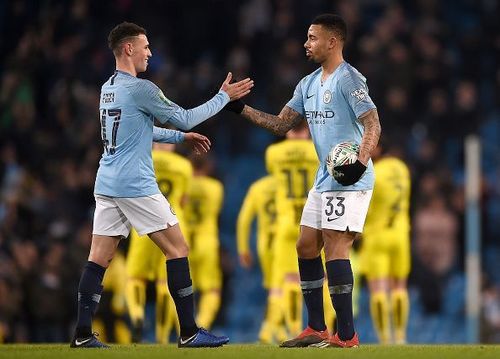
[1,344,499,359]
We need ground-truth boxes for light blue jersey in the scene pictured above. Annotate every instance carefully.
[95,70,229,197]
[286,62,376,192]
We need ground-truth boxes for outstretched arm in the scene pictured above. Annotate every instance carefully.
[241,105,305,136]
[357,108,381,165]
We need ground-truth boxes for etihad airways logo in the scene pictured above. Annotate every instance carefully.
[305,110,334,125]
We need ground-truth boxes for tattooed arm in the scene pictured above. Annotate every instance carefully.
[357,108,381,165]
[241,105,304,136]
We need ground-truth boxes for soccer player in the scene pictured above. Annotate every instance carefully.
[225,14,381,348]
[265,122,318,338]
[70,21,253,348]
[237,175,287,343]
[361,139,411,344]
[126,142,193,344]
[184,155,223,330]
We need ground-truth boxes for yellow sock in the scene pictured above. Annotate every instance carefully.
[267,291,286,341]
[370,290,391,344]
[283,282,302,337]
[391,288,409,344]
[259,296,287,343]
[125,279,146,326]
[114,320,131,344]
[196,290,221,330]
[323,283,336,333]
[155,283,172,344]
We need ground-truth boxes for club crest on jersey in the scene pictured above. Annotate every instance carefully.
[323,90,332,104]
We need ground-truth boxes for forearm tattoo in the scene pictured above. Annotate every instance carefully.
[358,108,381,164]
[241,105,304,136]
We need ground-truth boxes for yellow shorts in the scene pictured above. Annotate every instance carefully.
[360,230,410,280]
[188,232,221,291]
[270,224,299,289]
[126,229,166,281]
[257,231,276,289]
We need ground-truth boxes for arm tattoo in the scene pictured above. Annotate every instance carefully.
[241,105,304,136]
[357,108,381,165]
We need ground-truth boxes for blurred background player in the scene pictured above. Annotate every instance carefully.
[126,142,193,343]
[360,137,411,344]
[265,121,319,339]
[184,155,223,330]
[237,175,287,343]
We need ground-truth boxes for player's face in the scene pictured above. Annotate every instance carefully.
[304,24,335,63]
[131,34,152,73]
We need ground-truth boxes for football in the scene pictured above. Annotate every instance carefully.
[326,141,360,179]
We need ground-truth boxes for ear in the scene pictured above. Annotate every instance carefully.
[125,42,133,56]
[329,36,337,50]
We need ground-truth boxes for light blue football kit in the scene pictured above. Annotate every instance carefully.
[95,70,229,197]
[286,61,376,192]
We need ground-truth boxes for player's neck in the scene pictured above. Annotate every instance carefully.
[115,60,137,77]
[321,53,344,78]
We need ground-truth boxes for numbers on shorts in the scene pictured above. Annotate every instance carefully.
[324,196,345,217]
[100,108,122,155]
[157,179,173,197]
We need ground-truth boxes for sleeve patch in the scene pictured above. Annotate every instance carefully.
[350,88,367,101]
[158,90,171,105]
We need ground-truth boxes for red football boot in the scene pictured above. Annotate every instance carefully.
[279,326,330,348]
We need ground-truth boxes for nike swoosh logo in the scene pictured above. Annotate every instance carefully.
[307,94,315,99]
[75,338,92,346]
[179,333,197,345]
[327,217,340,222]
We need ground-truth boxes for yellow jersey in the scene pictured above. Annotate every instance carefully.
[152,150,193,225]
[184,176,223,238]
[265,139,319,225]
[364,157,411,236]
[237,175,278,256]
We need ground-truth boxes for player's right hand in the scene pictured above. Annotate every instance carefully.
[239,252,253,269]
[220,72,254,101]
[184,132,211,154]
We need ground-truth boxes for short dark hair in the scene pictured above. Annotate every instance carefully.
[311,14,347,42]
[108,22,147,55]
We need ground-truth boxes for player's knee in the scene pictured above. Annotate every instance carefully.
[296,237,319,258]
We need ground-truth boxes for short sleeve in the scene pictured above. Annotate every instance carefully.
[339,69,376,119]
[285,80,305,116]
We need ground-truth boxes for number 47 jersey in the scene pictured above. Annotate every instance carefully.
[94,70,228,198]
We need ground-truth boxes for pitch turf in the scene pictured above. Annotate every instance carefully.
[0,344,499,359]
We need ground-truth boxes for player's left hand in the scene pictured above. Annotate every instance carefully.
[334,160,367,186]
[184,132,211,154]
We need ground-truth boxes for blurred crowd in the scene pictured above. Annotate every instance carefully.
[0,0,499,343]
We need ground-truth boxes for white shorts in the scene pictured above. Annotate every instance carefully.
[92,193,178,237]
[300,190,373,233]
